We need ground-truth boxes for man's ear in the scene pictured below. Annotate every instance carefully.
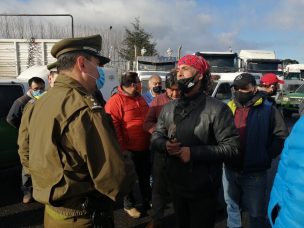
[253,87,258,94]
[76,56,86,72]
[198,72,204,80]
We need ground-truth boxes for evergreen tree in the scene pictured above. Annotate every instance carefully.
[283,59,299,68]
[119,18,157,62]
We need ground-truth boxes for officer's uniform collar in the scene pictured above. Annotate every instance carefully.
[54,73,91,95]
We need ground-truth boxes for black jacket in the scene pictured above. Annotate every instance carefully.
[151,93,240,197]
[6,94,31,128]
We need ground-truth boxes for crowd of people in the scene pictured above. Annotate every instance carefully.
[6,34,304,228]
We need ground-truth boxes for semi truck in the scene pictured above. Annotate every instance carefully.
[277,64,304,117]
[195,51,238,73]
[0,38,58,79]
[133,56,177,92]
[238,50,282,76]
[284,64,304,80]
[195,51,240,102]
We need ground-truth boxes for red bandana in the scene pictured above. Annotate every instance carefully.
[177,55,209,75]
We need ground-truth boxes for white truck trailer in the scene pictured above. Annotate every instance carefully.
[0,38,120,100]
[0,38,58,79]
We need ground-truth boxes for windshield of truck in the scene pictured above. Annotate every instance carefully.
[138,61,176,71]
[203,56,237,73]
[296,84,304,93]
[285,72,301,80]
[247,61,280,73]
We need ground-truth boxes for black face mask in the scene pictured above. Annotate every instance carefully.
[234,91,254,105]
[269,87,277,96]
[152,85,162,94]
[177,74,198,94]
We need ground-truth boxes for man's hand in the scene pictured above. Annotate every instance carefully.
[166,139,182,156]
[179,147,191,163]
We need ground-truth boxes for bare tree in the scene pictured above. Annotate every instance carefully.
[0,16,132,71]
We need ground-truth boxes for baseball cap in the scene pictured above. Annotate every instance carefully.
[232,73,257,89]
[260,73,284,86]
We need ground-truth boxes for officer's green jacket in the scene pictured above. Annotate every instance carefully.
[18,98,36,175]
[27,74,134,207]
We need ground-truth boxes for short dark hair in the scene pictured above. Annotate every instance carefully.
[120,71,139,87]
[49,71,58,77]
[165,69,178,88]
[201,69,212,93]
[57,51,93,72]
[28,77,45,87]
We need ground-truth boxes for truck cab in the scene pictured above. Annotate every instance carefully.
[133,56,177,93]
[195,51,238,73]
[238,50,283,76]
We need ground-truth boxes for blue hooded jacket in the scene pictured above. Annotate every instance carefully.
[268,116,304,227]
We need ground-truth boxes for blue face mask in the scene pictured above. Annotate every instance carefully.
[96,67,105,89]
[31,90,44,98]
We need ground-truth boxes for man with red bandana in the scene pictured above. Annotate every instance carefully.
[151,54,240,228]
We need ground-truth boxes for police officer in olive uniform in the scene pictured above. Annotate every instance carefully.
[27,35,135,228]
[18,62,59,204]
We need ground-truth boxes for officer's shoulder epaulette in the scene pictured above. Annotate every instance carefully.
[83,95,103,111]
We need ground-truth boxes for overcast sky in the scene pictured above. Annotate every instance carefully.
[1,0,304,62]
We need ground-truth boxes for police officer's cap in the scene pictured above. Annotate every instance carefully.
[51,35,110,65]
[47,61,58,71]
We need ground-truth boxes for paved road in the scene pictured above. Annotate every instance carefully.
[0,115,299,228]
[0,168,229,228]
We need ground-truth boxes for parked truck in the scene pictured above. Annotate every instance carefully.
[238,50,282,76]
[0,38,59,79]
[133,56,177,92]
[277,64,304,117]
[284,64,304,80]
[195,51,240,102]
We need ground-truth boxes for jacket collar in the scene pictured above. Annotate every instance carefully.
[233,93,264,108]
[54,73,89,95]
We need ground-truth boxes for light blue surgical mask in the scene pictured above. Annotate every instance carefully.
[96,67,105,89]
[86,60,106,90]
[31,90,44,98]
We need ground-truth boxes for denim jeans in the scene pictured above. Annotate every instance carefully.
[222,167,268,228]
